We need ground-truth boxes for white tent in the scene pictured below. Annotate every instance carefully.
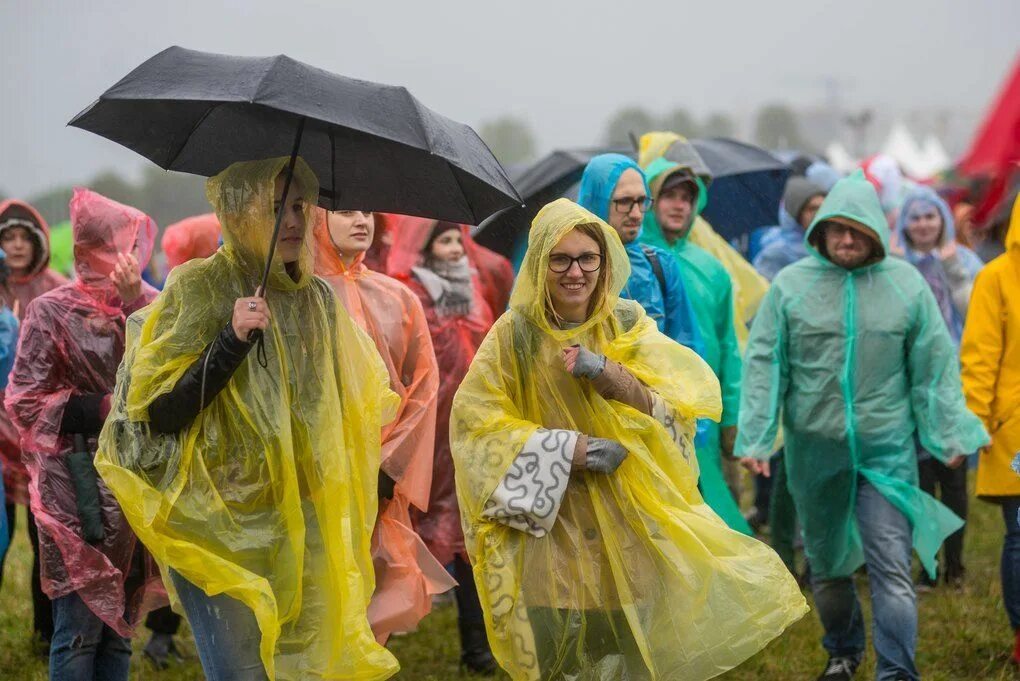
[919,135,951,176]
[824,141,857,174]
[881,123,928,178]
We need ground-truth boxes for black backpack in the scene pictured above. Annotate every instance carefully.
[640,244,668,298]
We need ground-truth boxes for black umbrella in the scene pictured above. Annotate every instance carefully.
[70,46,521,293]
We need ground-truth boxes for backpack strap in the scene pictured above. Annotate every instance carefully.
[640,244,668,299]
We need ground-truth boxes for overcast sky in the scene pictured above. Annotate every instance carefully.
[1,0,1016,197]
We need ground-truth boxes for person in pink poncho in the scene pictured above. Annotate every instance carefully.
[5,188,164,681]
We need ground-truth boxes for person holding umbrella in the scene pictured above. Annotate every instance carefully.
[385,214,498,674]
[5,188,164,681]
[451,197,806,680]
[96,157,402,681]
[313,208,456,643]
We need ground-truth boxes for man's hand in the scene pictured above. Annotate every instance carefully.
[945,454,967,469]
[740,457,771,477]
[720,425,737,459]
[110,252,142,304]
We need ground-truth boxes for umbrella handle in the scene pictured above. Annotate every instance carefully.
[247,118,306,364]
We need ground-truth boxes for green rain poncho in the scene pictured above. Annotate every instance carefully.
[640,157,748,534]
[96,157,401,680]
[735,170,989,580]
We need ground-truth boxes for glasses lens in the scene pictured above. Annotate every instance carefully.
[579,254,602,272]
[549,255,571,272]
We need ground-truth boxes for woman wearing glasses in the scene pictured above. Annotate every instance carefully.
[450,198,806,680]
[385,217,497,674]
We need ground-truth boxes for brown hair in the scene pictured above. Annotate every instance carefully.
[544,222,612,325]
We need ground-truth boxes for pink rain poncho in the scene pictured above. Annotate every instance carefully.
[463,232,515,315]
[0,199,68,505]
[160,212,221,270]
[4,188,163,635]
[385,214,495,564]
[313,211,455,642]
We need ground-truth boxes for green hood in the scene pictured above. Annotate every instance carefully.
[642,157,709,249]
[804,169,888,268]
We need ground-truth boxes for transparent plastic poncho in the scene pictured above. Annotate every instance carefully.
[5,188,163,635]
[313,210,455,643]
[451,198,807,680]
[96,158,401,680]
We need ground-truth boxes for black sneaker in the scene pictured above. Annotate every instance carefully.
[816,655,860,680]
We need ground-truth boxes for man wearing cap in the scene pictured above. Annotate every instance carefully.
[736,170,988,681]
[754,177,828,281]
[576,153,702,356]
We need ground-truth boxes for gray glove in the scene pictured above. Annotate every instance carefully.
[585,437,628,473]
[570,344,607,379]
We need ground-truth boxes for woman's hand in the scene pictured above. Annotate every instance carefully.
[110,252,142,303]
[232,288,269,341]
[562,344,606,379]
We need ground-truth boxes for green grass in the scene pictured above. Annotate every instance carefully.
[1,490,1017,680]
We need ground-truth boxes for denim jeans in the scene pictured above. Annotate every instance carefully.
[171,570,267,681]
[1000,499,1020,629]
[49,591,131,681]
[810,479,918,681]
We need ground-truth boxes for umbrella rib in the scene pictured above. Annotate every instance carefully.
[163,102,222,169]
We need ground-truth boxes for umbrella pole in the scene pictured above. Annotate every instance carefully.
[257,117,306,296]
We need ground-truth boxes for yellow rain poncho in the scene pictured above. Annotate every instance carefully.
[451,198,806,681]
[96,158,400,680]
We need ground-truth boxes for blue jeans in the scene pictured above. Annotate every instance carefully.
[810,479,918,681]
[1000,499,1020,629]
[171,570,267,681]
[49,591,131,681]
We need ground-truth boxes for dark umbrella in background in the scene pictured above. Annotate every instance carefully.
[474,138,789,258]
[70,46,521,295]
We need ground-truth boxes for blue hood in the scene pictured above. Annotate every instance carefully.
[577,153,649,223]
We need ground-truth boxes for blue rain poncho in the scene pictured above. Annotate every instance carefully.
[736,170,989,579]
[639,157,748,534]
[576,154,702,357]
[893,187,984,345]
[752,177,825,281]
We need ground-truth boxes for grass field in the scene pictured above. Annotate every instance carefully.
[1,489,1017,680]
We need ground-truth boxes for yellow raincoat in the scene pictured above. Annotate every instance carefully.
[451,198,806,680]
[962,194,1020,499]
[96,158,400,680]
[639,131,769,349]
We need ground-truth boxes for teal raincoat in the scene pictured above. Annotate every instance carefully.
[640,157,748,534]
[735,170,989,579]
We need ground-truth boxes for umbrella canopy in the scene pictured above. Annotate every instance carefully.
[691,138,790,241]
[69,46,520,226]
[474,139,788,256]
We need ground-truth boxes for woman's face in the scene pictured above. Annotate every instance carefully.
[326,210,375,258]
[273,174,307,264]
[545,228,602,322]
[905,202,943,253]
[429,227,464,263]
[0,226,36,275]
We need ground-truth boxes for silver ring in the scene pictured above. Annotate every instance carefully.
[248,301,258,311]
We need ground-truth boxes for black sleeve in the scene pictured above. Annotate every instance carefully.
[148,324,254,434]
[60,394,107,436]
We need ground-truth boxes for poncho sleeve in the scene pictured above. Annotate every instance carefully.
[907,283,990,460]
[715,274,743,428]
[734,286,788,460]
[660,250,704,356]
[452,317,575,538]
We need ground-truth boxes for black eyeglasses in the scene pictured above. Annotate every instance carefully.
[611,196,652,214]
[548,253,603,273]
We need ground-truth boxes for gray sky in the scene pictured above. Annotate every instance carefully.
[1,0,1016,198]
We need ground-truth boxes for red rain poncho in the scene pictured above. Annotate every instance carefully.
[4,188,163,635]
[464,232,515,315]
[160,213,221,270]
[0,199,68,505]
[313,211,455,642]
[385,215,494,564]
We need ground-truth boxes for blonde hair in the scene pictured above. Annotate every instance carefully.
[544,222,611,326]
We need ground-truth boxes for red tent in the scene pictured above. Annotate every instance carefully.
[958,54,1020,224]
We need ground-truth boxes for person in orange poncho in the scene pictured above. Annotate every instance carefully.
[384,214,497,673]
[313,208,455,643]
[160,213,221,271]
